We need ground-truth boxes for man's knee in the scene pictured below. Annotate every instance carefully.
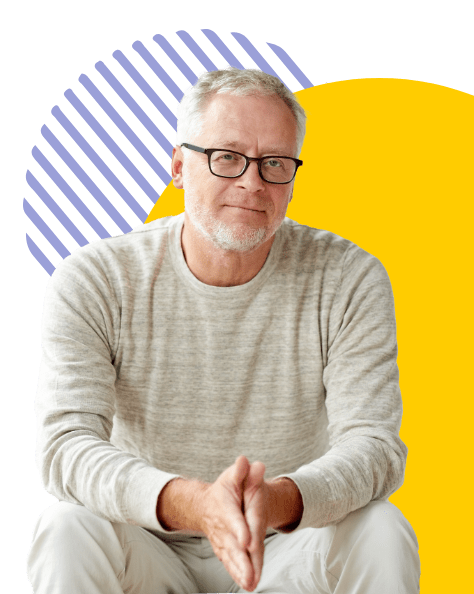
[29,502,125,566]
[310,501,420,593]
[32,501,113,546]
[348,500,418,550]
[331,500,420,580]
[36,501,99,528]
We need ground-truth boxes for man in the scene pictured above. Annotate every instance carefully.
[27,68,420,594]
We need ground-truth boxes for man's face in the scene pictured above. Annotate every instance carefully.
[173,93,298,253]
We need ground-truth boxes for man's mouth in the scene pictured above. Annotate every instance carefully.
[226,205,264,212]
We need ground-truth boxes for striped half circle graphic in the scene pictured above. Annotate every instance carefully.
[24,29,313,274]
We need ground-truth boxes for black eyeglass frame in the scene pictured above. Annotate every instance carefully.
[181,143,303,185]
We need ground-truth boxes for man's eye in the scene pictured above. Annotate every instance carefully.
[266,159,282,168]
[220,153,236,161]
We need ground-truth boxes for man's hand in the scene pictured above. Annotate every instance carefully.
[200,457,303,592]
[199,455,256,591]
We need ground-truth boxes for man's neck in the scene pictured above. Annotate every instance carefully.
[180,220,275,287]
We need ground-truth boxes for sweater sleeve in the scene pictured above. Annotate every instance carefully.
[272,245,407,532]
[34,248,181,531]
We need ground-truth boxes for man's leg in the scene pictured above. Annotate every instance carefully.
[27,501,200,594]
[247,500,420,594]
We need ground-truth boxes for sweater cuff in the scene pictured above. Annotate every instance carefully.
[123,466,182,532]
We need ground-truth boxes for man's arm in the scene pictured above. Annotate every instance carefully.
[36,250,181,531]
[262,247,407,533]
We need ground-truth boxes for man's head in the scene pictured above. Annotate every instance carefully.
[172,68,306,254]
[176,68,306,157]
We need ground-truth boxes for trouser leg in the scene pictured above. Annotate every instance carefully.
[252,500,420,594]
[26,501,199,594]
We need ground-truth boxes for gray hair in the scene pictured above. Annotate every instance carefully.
[176,68,306,157]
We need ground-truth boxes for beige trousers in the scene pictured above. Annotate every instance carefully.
[27,499,420,594]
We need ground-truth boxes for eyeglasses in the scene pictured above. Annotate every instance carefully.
[181,143,303,185]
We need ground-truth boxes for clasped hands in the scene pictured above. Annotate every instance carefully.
[200,455,293,592]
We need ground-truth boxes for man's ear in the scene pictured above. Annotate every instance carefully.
[171,146,184,189]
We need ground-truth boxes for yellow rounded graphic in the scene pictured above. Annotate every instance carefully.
[146,79,474,593]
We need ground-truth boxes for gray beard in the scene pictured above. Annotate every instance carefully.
[185,196,269,253]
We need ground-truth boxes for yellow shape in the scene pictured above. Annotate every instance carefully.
[147,80,474,593]
[146,184,184,222]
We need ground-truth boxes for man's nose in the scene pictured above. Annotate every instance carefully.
[236,160,266,191]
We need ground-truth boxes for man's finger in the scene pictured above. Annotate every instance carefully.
[243,461,266,493]
[244,503,265,588]
[242,461,267,590]
[226,540,255,590]
[234,455,251,480]
[231,456,252,548]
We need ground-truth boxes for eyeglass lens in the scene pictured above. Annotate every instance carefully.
[210,150,296,183]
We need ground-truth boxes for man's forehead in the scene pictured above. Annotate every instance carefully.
[210,139,294,155]
[195,93,297,154]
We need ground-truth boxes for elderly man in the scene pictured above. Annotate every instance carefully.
[27,68,420,594]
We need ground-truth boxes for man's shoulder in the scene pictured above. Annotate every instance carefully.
[280,217,372,266]
[63,215,177,264]
[280,218,391,299]
[52,215,180,284]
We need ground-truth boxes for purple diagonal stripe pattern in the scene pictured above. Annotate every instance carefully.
[26,170,88,246]
[176,30,217,72]
[113,50,178,129]
[78,74,171,185]
[231,32,284,84]
[153,34,197,84]
[24,198,71,258]
[32,146,111,239]
[23,29,314,275]
[201,30,245,69]
[26,234,55,275]
[267,43,313,89]
[132,41,184,101]
[52,106,148,222]
[65,89,159,205]
[95,61,174,156]
[41,125,133,234]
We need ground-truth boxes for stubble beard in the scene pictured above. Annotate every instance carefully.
[184,188,270,253]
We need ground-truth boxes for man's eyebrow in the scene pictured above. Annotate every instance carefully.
[214,141,244,150]
[215,141,293,155]
[217,141,240,148]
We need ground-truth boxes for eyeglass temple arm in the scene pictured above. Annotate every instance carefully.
[181,143,206,153]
